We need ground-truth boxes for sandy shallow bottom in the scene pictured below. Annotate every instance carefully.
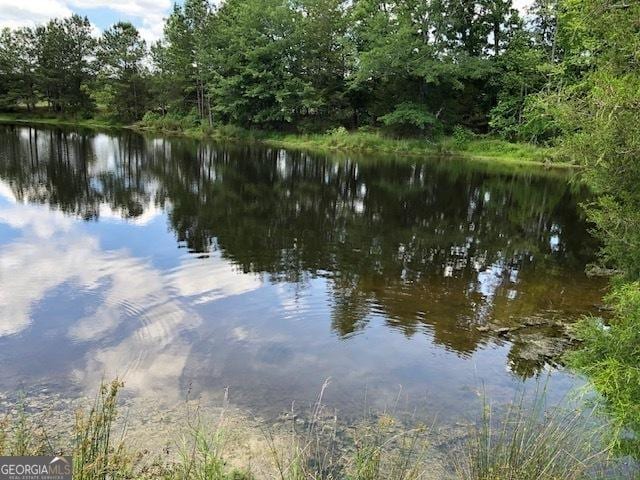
[0,385,470,478]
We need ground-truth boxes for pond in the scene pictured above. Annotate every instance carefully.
[0,124,605,426]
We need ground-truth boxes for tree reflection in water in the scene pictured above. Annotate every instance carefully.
[0,124,603,379]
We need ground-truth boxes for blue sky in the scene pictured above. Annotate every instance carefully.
[0,0,182,43]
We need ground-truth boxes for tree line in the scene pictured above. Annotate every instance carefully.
[1,0,568,138]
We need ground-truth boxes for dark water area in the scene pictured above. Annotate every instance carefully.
[0,124,605,423]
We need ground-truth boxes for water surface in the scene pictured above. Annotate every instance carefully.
[0,124,605,422]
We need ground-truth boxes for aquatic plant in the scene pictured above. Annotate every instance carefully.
[0,380,630,479]
[72,379,130,480]
[453,390,609,480]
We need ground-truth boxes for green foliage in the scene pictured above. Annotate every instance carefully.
[547,0,640,463]
[378,102,439,136]
[0,27,38,111]
[0,0,556,135]
[516,89,575,144]
[35,15,96,116]
[172,413,252,480]
[95,22,149,122]
[141,111,202,132]
[550,0,640,276]
[2,0,632,142]
[345,416,428,480]
[488,29,550,141]
[349,0,513,132]
[451,125,475,148]
[205,0,311,127]
[73,380,130,480]
[0,15,97,116]
[155,0,212,119]
[568,283,640,458]
[7,398,46,455]
[562,70,640,278]
[134,115,559,166]
[454,392,605,480]
[0,381,131,477]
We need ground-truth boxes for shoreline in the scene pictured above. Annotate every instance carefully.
[0,379,617,479]
[0,114,574,170]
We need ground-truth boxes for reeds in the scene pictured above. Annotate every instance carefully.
[453,390,608,480]
[0,380,629,479]
[265,380,431,480]
[72,379,130,480]
[0,397,47,455]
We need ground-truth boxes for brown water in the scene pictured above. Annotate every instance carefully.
[0,124,605,424]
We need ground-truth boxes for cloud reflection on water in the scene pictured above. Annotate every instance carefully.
[0,124,606,416]
[0,184,262,401]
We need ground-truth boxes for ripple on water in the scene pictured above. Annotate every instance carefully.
[0,124,607,436]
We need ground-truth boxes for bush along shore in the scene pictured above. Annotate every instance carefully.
[0,112,563,168]
[136,119,563,167]
[1,379,634,480]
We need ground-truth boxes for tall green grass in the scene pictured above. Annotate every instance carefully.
[0,380,130,478]
[134,116,563,167]
[0,112,120,129]
[0,380,627,479]
[453,390,608,480]
[264,380,432,479]
[169,388,252,480]
[72,380,129,480]
[0,396,46,456]
[1,111,563,166]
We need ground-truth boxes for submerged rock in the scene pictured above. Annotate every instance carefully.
[585,264,622,277]
[474,314,582,377]
[509,331,571,362]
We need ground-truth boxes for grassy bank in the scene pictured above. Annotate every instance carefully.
[0,112,567,168]
[135,119,565,167]
[232,128,562,167]
[0,112,121,130]
[0,380,627,479]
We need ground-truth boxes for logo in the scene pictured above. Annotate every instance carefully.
[0,456,72,480]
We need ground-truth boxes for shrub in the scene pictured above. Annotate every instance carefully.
[451,126,475,149]
[378,102,440,137]
[567,282,640,458]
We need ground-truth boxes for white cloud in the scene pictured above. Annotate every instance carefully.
[0,0,71,29]
[98,201,164,226]
[0,182,17,203]
[89,22,101,38]
[0,201,74,238]
[0,0,170,42]
[0,190,266,400]
[137,23,165,45]
[0,210,193,399]
[166,255,262,304]
[69,0,171,18]
[513,0,533,14]
[69,0,171,43]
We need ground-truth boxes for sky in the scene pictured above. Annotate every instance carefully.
[0,0,177,43]
[0,0,533,44]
